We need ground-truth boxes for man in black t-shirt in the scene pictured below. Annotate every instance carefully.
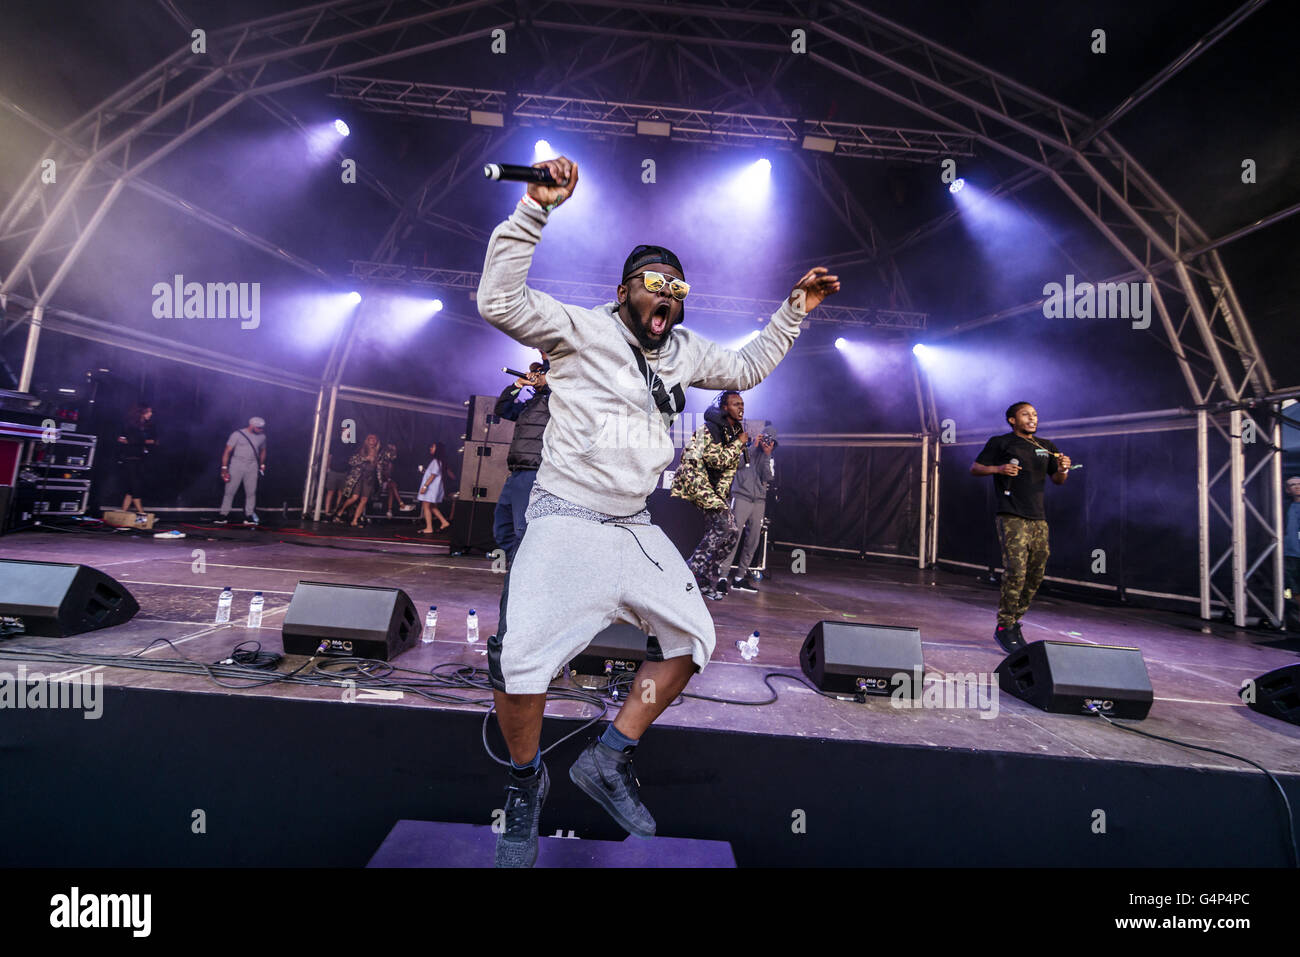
[971,401,1072,652]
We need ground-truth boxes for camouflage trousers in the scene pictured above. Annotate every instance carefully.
[996,515,1050,628]
[687,508,739,586]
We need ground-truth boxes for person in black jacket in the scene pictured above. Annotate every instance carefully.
[115,404,156,513]
[493,354,551,562]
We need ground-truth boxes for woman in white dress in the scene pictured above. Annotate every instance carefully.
[417,441,452,533]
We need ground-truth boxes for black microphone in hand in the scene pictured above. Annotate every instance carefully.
[1005,457,1019,495]
[483,163,561,186]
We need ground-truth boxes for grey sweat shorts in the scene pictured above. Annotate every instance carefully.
[488,489,718,695]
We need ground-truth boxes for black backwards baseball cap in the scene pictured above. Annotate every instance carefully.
[622,244,686,324]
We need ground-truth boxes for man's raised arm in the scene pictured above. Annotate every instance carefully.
[691,267,840,390]
[476,157,580,353]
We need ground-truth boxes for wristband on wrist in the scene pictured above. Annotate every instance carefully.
[521,193,561,213]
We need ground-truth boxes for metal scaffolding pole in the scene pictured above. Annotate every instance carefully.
[1198,410,1211,620]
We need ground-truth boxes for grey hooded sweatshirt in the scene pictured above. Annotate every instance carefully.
[477,198,806,516]
[731,424,777,502]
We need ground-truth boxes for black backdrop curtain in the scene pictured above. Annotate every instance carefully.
[938,428,1201,598]
[767,443,921,557]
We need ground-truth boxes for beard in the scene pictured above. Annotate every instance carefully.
[622,302,676,351]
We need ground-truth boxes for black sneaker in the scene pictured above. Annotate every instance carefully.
[994,623,1026,654]
[716,578,730,595]
[731,575,758,593]
[569,739,656,837]
[494,761,550,868]
[213,515,229,526]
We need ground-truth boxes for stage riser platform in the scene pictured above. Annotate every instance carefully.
[3,685,1294,867]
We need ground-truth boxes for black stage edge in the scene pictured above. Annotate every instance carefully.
[3,683,1296,868]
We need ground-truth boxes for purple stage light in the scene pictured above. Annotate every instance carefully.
[912,343,929,357]
[431,299,444,313]
[333,119,350,137]
[834,336,848,351]
[534,139,554,160]
[346,291,362,305]
[948,177,965,194]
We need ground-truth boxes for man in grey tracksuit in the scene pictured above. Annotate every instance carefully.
[218,416,267,524]
[725,425,777,592]
[476,154,840,867]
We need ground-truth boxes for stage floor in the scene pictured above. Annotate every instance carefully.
[2,522,1297,777]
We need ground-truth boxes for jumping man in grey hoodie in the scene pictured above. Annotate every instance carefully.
[477,154,840,867]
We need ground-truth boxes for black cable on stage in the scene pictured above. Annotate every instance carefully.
[1088,705,1299,868]
[223,639,282,671]
[683,670,855,705]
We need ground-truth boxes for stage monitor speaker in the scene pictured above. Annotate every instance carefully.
[996,640,1153,719]
[0,560,139,637]
[569,623,664,679]
[281,581,419,661]
[799,620,924,698]
[1241,663,1300,726]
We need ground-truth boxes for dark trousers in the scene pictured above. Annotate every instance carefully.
[493,468,537,562]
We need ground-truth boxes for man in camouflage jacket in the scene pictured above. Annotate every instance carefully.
[672,391,748,599]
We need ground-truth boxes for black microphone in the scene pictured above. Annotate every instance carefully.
[1005,457,1019,495]
[483,163,560,186]
[503,367,530,379]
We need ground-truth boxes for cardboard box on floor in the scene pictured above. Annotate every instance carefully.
[103,509,157,529]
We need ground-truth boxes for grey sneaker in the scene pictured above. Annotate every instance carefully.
[569,739,656,837]
[494,761,550,868]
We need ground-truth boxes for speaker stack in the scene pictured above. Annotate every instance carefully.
[452,393,516,554]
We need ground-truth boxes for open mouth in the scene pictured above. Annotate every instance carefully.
[649,303,670,337]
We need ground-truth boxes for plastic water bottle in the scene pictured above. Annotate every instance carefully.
[466,609,479,644]
[247,592,264,628]
[423,605,438,644]
[215,587,233,624]
[736,630,759,660]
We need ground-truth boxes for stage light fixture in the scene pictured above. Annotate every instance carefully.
[637,120,671,137]
[801,135,837,153]
[534,139,554,160]
[431,299,444,312]
[346,291,362,305]
[333,119,350,137]
[834,337,848,351]
[756,158,772,174]
[948,178,965,194]
[470,110,504,127]
[912,343,929,357]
